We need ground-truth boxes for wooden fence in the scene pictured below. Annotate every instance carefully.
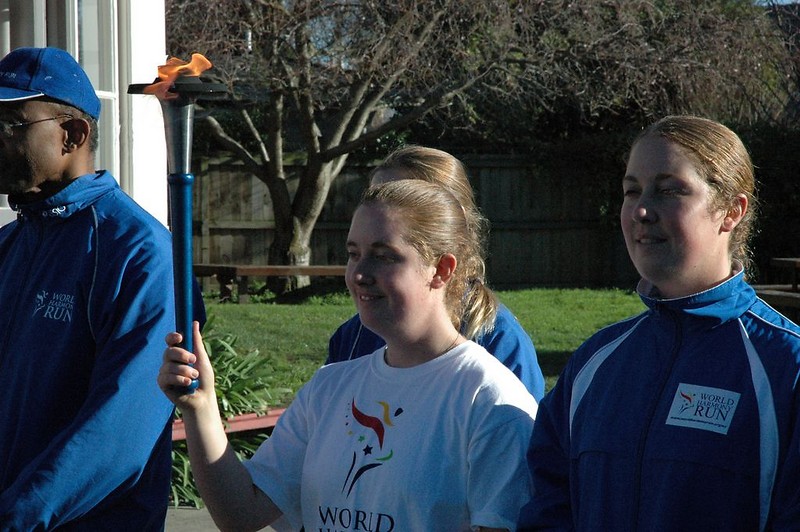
[191,154,639,289]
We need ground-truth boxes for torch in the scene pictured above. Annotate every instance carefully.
[129,54,226,392]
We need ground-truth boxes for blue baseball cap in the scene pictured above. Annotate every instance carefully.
[0,47,100,119]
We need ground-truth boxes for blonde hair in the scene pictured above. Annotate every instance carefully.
[361,180,498,340]
[371,145,489,254]
[632,116,758,273]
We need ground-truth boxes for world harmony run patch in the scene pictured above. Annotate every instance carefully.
[665,383,741,435]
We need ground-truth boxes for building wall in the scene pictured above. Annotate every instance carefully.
[120,0,169,225]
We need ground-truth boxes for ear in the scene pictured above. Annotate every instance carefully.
[62,117,90,153]
[720,194,748,233]
[431,253,457,289]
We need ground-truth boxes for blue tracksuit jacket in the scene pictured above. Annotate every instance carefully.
[524,271,800,531]
[327,304,546,401]
[0,171,195,530]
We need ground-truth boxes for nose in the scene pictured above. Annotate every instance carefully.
[346,260,374,286]
[353,272,371,284]
[630,194,656,224]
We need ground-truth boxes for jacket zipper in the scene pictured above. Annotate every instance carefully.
[631,309,683,529]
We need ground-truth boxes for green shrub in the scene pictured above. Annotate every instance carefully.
[169,316,287,508]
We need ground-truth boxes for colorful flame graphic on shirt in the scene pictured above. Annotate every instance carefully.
[342,398,402,497]
[351,400,386,448]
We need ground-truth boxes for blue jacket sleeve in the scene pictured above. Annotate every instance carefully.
[520,362,575,531]
[769,379,800,528]
[0,225,177,527]
[477,304,545,401]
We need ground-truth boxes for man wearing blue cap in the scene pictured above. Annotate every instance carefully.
[0,47,187,529]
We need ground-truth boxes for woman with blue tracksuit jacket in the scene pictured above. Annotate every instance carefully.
[524,116,800,531]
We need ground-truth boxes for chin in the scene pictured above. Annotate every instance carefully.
[358,313,386,335]
[633,258,677,282]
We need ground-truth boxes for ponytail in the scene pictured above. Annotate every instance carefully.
[460,277,498,340]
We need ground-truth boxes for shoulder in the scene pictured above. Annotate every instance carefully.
[319,349,376,374]
[741,303,800,371]
[90,195,172,265]
[331,314,363,338]
[456,344,538,436]
[456,343,537,407]
[94,194,170,240]
[306,352,377,399]
[0,220,18,243]
[745,300,800,340]
[475,304,546,399]
[83,197,174,297]
[477,304,534,351]
[491,304,524,331]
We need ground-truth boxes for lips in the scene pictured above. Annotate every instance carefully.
[636,235,665,244]
[355,291,383,302]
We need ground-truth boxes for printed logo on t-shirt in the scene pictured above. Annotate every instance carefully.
[341,397,402,496]
[32,290,75,323]
[665,383,740,435]
[315,398,403,530]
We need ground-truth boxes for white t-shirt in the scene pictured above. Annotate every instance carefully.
[244,341,538,531]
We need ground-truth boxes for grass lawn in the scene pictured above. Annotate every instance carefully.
[202,284,646,404]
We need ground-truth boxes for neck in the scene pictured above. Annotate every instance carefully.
[11,176,81,204]
[384,329,464,368]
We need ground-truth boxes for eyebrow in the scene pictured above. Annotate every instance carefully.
[346,240,396,252]
[623,172,677,183]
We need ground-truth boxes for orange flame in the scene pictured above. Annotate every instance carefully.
[143,53,213,100]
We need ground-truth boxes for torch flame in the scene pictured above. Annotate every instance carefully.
[143,53,213,100]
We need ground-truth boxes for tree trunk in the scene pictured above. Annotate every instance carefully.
[266,162,338,294]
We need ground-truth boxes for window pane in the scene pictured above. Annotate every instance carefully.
[97,96,117,175]
[78,0,113,91]
[45,0,68,49]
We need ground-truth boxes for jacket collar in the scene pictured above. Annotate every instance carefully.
[11,171,116,221]
[637,262,755,325]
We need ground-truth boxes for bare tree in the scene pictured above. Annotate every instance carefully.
[425,0,794,149]
[165,1,795,288]
[763,0,800,123]
[165,0,518,289]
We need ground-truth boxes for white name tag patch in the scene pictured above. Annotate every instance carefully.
[665,383,740,435]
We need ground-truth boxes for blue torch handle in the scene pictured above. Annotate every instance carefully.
[168,172,199,393]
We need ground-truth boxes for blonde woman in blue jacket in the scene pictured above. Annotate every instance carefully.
[524,116,800,531]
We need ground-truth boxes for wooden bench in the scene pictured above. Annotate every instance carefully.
[755,258,800,320]
[755,288,800,321]
[194,264,347,303]
[756,289,800,309]
[172,408,286,441]
[769,258,799,292]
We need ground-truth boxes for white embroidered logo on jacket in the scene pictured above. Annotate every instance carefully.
[32,290,75,323]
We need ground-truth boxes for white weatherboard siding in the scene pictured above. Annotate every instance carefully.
[120,0,169,225]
